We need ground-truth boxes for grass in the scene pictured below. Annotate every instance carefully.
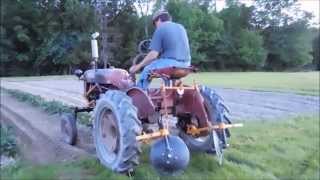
[2,116,319,180]
[183,72,320,96]
[2,71,319,95]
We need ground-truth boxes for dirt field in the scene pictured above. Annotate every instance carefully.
[1,76,319,121]
[0,93,92,165]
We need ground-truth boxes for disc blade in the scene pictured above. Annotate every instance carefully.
[150,135,190,175]
[212,130,223,165]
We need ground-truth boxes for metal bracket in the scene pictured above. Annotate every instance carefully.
[136,129,169,142]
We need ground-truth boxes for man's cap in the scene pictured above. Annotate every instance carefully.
[152,10,171,22]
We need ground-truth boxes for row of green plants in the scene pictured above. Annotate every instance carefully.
[3,88,91,125]
[0,125,18,158]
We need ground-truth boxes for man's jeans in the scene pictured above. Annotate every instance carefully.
[137,58,190,90]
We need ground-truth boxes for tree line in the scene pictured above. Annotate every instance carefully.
[1,0,319,76]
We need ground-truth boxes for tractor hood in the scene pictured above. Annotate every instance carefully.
[83,68,134,89]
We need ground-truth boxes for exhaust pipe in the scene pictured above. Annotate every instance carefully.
[91,32,99,69]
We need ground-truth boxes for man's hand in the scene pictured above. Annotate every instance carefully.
[129,50,159,74]
[129,64,141,74]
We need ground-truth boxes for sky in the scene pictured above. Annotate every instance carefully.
[216,0,319,26]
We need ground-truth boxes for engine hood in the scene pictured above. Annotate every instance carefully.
[83,68,134,89]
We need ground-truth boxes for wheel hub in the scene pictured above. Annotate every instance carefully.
[101,109,119,154]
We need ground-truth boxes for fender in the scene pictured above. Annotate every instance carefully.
[126,87,156,123]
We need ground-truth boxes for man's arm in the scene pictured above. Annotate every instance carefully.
[130,50,159,73]
[130,26,161,73]
[139,50,159,68]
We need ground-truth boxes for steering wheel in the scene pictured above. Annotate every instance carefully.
[132,39,151,65]
[129,39,151,82]
[138,39,151,54]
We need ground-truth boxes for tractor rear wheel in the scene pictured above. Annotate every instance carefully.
[179,86,231,153]
[93,90,142,173]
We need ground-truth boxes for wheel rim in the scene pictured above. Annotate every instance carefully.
[98,108,119,163]
[191,136,209,143]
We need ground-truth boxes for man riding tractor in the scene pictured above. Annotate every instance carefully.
[61,10,242,175]
[129,10,191,89]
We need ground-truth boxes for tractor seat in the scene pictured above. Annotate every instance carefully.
[149,66,197,80]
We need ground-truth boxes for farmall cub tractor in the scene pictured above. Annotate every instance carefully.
[60,32,242,175]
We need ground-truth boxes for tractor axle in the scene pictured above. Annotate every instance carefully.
[186,123,243,136]
[136,129,170,142]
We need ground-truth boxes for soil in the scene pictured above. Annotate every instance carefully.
[0,93,94,165]
[1,78,319,121]
[214,88,319,121]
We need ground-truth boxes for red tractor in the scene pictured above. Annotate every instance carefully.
[61,33,242,175]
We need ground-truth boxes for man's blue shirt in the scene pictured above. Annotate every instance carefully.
[149,21,191,63]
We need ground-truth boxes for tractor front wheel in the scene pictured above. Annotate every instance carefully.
[61,113,77,145]
[93,90,142,173]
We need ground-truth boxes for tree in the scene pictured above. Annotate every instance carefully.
[252,0,314,70]
[215,4,266,70]
[136,0,152,37]
[262,21,313,70]
[225,0,240,7]
[252,0,299,28]
[1,0,43,75]
[108,7,142,68]
[312,34,319,70]
[0,0,316,75]
[0,0,97,76]
[92,0,137,67]
[166,0,224,67]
